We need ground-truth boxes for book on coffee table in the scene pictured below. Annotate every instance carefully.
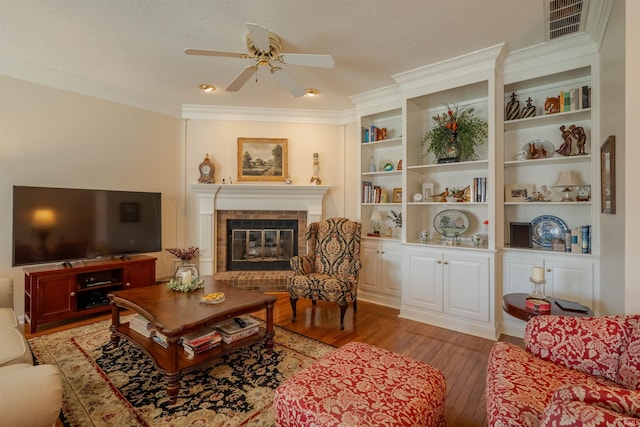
[215,316,260,344]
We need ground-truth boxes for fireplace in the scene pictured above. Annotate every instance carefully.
[227,219,298,271]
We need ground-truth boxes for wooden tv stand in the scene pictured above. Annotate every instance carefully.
[24,255,156,333]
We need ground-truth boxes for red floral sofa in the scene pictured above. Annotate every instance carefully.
[487,315,640,426]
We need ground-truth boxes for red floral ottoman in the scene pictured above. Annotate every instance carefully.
[273,341,446,427]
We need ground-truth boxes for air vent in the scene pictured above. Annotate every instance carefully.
[545,0,589,41]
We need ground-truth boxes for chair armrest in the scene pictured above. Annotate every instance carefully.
[290,255,314,275]
[540,384,640,426]
[525,315,632,382]
[0,363,63,427]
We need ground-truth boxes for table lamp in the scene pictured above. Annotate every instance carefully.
[554,170,580,201]
[370,210,383,234]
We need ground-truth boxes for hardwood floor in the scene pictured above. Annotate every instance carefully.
[26,292,523,427]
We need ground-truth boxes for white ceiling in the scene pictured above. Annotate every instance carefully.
[0,1,596,116]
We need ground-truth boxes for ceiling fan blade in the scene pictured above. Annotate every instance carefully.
[226,65,257,92]
[281,53,335,68]
[270,67,306,98]
[184,48,247,59]
[246,23,270,52]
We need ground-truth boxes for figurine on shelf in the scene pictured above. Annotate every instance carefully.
[520,97,536,118]
[451,185,471,202]
[528,142,547,159]
[544,96,560,114]
[556,125,575,156]
[505,93,521,121]
[570,124,588,155]
[428,188,449,203]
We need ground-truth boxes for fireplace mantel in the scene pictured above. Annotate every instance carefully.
[190,184,330,275]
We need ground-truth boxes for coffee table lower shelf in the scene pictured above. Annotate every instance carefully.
[113,323,267,373]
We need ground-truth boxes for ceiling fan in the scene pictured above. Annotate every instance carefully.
[184,23,335,97]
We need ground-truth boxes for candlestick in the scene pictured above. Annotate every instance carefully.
[531,266,545,282]
[181,270,192,285]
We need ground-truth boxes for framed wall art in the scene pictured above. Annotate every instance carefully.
[600,135,615,214]
[505,184,535,202]
[237,138,288,182]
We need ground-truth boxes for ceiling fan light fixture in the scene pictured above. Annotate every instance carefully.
[199,84,216,93]
[305,88,320,96]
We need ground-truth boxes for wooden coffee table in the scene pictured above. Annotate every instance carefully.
[108,277,277,403]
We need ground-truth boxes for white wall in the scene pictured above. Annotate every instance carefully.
[0,76,181,316]
[598,0,626,314]
[625,0,640,314]
[183,118,354,248]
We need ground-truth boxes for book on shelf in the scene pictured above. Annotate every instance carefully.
[129,314,156,338]
[153,332,169,348]
[215,316,261,344]
[184,340,221,358]
[181,326,221,348]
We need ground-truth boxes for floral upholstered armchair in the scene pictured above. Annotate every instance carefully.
[487,314,640,426]
[289,217,361,330]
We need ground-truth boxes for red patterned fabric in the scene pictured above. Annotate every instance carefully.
[540,384,640,426]
[273,341,446,427]
[487,315,640,427]
[618,318,640,389]
[525,315,632,382]
[486,342,618,426]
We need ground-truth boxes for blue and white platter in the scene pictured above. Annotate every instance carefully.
[531,215,569,248]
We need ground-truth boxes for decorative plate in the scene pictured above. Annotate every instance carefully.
[531,215,569,248]
[200,292,226,304]
[522,139,554,159]
[434,209,470,237]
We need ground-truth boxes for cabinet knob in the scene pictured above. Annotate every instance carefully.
[70,292,75,297]
[381,251,385,254]
[437,260,442,264]
[546,268,551,272]
[125,282,131,287]
[443,261,449,265]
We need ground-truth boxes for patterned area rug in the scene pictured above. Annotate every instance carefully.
[28,316,335,426]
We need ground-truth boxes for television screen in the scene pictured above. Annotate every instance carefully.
[12,186,162,266]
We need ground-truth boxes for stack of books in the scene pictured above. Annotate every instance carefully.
[153,330,169,348]
[181,327,222,357]
[214,316,261,344]
[129,314,156,338]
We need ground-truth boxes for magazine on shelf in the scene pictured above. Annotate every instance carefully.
[180,327,220,347]
[129,314,156,338]
[215,316,261,344]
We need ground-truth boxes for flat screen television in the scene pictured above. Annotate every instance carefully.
[12,186,162,266]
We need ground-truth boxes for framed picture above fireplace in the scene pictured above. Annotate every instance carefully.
[237,138,288,182]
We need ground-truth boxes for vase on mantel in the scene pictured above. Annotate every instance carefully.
[175,263,199,285]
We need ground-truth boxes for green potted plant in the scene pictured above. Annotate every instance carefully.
[421,103,488,163]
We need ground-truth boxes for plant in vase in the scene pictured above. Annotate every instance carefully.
[165,246,203,292]
[421,103,488,163]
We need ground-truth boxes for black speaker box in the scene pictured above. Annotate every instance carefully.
[510,222,532,248]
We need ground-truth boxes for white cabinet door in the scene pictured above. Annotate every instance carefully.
[445,252,491,322]
[503,253,546,294]
[360,240,381,293]
[546,257,594,309]
[403,247,442,312]
[380,241,402,295]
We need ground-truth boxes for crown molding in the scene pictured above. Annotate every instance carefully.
[0,54,182,117]
[181,104,355,125]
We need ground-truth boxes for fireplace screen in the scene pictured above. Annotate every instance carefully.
[227,219,297,271]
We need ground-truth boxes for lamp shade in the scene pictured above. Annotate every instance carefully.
[370,210,383,221]
[554,170,580,188]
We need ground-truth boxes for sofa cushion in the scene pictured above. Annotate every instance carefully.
[0,327,33,366]
[525,315,632,383]
[618,318,640,389]
[0,307,18,328]
[486,342,619,427]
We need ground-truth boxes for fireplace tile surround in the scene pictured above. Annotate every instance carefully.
[190,184,330,290]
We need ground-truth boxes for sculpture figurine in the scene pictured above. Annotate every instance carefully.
[556,125,575,156]
[544,96,560,114]
[429,188,449,203]
[528,142,547,159]
[451,185,471,202]
[570,124,587,155]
